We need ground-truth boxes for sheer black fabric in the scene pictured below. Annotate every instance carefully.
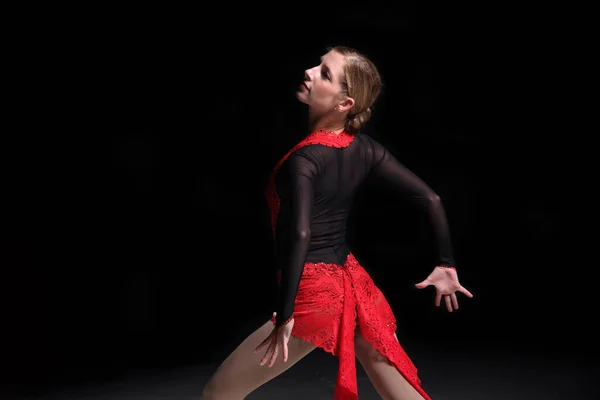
[273,133,455,327]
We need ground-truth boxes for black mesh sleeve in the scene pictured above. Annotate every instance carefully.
[369,143,455,266]
[273,151,318,327]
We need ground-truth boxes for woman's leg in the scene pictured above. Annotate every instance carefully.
[354,330,426,400]
[203,318,317,399]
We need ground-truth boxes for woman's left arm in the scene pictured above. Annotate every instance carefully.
[369,145,455,267]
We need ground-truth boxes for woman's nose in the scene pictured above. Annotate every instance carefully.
[304,69,312,81]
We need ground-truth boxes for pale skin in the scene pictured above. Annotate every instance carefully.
[202,49,474,399]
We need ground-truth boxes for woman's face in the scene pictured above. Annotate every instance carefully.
[296,50,347,114]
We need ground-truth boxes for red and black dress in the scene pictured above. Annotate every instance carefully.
[265,130,455,400]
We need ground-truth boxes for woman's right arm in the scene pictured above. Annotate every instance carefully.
[273,152,317,328]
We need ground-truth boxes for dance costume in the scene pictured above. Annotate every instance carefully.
[265,130,455,399]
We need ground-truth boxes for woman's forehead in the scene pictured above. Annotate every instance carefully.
[322,50,344,62]
[321,50,346,70]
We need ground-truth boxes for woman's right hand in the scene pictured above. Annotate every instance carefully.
[254,312,295,367]
[415,266,473,312]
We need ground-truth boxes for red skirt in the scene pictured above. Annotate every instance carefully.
[273,253,431,400]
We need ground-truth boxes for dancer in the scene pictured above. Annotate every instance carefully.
[203,45,473,400]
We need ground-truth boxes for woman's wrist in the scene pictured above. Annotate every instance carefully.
[276,315,294,328]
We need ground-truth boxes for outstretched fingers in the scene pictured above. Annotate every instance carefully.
[415,279,431,289]
[444,295,453,312]
[282,338,289,362]
[259,335,277,366]
[253,330,272,354]
[459,285,474,298]
[267,339,280,367]
[451,293,459,310]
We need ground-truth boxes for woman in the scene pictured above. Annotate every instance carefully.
[203,46,473,400]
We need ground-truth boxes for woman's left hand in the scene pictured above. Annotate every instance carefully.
[415,266,474,312]
[254,312,295,367]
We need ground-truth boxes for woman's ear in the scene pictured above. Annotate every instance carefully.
[337,96,355,113]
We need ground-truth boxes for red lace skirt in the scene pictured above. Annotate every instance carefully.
[274,253,431,400]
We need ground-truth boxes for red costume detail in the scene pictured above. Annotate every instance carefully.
[439,264,456,270]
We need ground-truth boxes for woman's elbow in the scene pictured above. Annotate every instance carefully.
[427,193,441,204]
[294,228,311,242]
[421,193,442,209]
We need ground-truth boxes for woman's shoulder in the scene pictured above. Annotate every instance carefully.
[287,145,328,170]
[355,132,382,145]
[354,132,388,155]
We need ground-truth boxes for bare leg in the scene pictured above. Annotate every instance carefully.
[203,318,317,399]
[355,330,426,400]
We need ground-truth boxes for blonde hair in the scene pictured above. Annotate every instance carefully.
[331,46,382,132]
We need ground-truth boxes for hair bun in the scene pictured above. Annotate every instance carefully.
[349,108,372,130]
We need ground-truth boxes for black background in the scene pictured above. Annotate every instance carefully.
[1,3,592,397]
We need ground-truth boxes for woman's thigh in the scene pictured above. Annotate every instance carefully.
[354,331,426,400]
[203,319,317,399]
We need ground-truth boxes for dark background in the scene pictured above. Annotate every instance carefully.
[1,4,592,397]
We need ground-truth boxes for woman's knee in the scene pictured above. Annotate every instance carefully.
[201,381,213,399]
[202,378,237,400]
[202,379,218,400]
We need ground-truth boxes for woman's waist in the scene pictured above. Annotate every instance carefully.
[305,243,351,265]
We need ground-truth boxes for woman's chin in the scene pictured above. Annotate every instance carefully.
[295,91,309,104]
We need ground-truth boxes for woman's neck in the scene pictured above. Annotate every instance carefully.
[307,115,345,135]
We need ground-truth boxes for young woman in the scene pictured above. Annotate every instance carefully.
[203,46,473,400]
